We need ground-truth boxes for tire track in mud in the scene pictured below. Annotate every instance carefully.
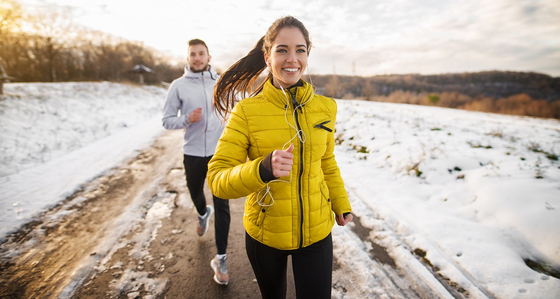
[0,130,290,298]
[339,176,495,299]
[1,129,464,299]
[0,130,182,298]
[332,212,448,299]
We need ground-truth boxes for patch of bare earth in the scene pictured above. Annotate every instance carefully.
[0,130,297,298]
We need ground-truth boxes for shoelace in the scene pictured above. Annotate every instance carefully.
[218,257,228,273]
[198,214,207,227]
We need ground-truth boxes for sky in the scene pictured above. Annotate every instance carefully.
[20,0,560,77]
[1,82,559,297]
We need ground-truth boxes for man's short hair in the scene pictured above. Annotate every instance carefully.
[188,39,209,54]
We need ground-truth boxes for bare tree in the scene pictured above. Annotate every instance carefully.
[324,75,340,98]
[0,0,23,93]
[363,79,376,101]
[29,3,75,82]
[0,0,23,37]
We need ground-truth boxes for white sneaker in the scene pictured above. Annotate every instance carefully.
[197,205,213,236]
[211,255,229,285]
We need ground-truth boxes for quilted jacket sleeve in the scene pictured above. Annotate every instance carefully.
[208,103,267,199]
[321,99,352,215]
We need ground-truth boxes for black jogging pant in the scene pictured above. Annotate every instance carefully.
[245,232,333,299]
[183,154,230,254]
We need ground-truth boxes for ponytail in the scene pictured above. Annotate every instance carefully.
[213,37,270,119]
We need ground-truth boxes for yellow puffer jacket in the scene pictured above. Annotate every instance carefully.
[208,79,351,250]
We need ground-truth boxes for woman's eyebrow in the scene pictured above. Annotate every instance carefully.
[276,44,307,48]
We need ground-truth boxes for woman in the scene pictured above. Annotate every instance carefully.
[208,16,353,299]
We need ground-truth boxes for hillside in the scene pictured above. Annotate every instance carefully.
[311,71,560,101]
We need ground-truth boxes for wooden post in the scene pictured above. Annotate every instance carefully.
[0,57,13,95]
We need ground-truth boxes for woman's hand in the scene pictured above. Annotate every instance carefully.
[336,213,353,226]
[270,144,294,178]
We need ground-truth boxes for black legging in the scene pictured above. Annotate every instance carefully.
[245,232,333,299]
[183,154,230,254]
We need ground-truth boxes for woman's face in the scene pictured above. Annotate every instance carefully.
[266,27,308,89]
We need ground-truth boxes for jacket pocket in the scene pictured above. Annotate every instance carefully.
[319,180,331,206]
[313,119,332,154]
[314,119,333,132]
[256,206,268,227]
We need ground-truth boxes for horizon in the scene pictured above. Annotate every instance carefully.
[17,0,560,78]
[296,69,559,78]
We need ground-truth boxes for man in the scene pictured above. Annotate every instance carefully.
[162,39,230,285]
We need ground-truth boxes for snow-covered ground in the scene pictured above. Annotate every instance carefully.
[332,101,560,298]
[0,82,559,298]
[0,82,167,239]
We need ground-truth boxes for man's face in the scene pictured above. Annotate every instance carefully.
[187,44,211,73]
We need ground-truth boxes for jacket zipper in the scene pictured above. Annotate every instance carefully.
[201,72,207,156]
[290,89,305,249]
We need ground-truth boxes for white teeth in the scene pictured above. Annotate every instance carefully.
[284,68,298,72]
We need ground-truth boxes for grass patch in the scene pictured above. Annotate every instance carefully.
[335,134,344,145]
[355,145,369,154]
[407,162,422,177]
[528,143,558,161]
[468,141,492,149]
[486,130,503,138]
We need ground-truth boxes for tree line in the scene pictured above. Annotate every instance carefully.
[2,0,560,119]
[0,0,184,85]
[314,72,560,119]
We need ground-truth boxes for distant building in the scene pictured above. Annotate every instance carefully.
[130,64,154,84]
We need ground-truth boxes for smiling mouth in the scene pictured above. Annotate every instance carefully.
[283,68,299,72]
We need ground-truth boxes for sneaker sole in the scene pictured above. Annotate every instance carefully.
[213,274,228,286]
[210,259,229,286]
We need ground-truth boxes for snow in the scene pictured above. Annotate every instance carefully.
[0,82,167,240]
[1,82,559,298]
[333,101,560,298]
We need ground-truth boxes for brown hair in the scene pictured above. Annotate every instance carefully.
[213,16,311,118]
[188,38,209,55]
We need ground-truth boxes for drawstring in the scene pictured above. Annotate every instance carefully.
[257,80,313,207]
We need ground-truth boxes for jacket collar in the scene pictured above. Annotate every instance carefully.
[262,78,314,109]
[183,65,218,80]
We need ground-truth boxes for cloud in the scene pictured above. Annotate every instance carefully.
[22,0,560,76]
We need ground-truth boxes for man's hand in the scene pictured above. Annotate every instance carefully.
[189,107,203,123]
[270,144,294,178]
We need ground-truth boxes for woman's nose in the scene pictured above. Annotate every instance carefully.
[287,52,296,62]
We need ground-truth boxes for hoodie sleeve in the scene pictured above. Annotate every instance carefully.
[162,82,190,129]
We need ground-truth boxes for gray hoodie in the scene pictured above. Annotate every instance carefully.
[162,66,224,157]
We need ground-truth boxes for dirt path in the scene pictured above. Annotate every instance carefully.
[0,130,454,299]
[0,130,297,298]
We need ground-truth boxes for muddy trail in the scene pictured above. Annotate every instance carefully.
[0,130,454,298]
